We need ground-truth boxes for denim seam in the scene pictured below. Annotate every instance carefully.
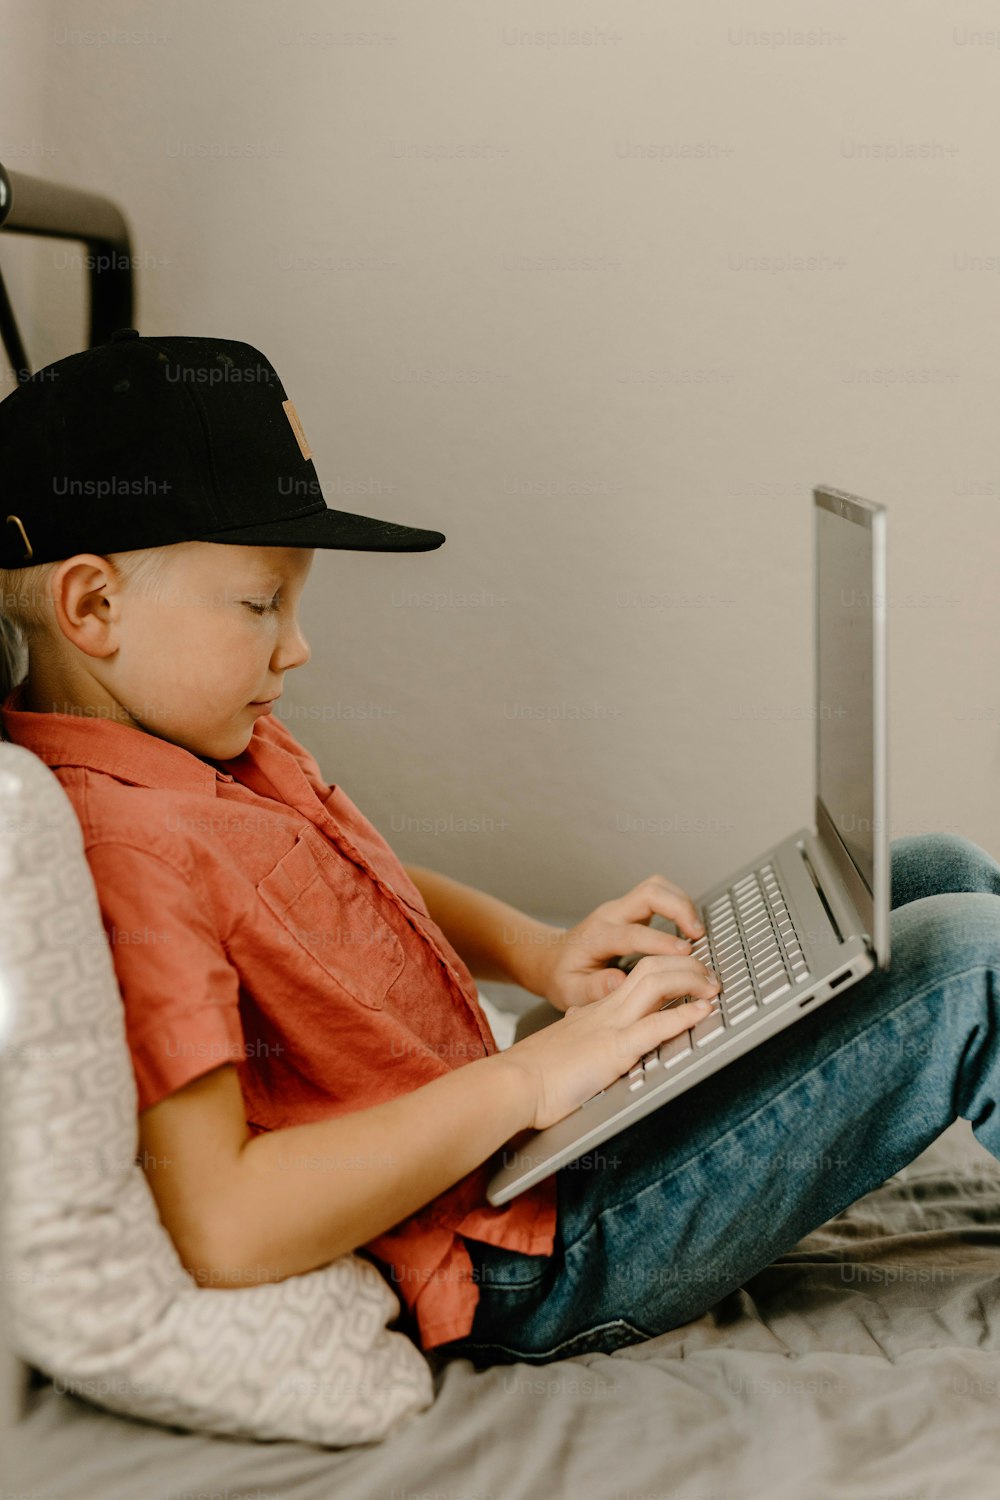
[470,1261,549,1291]
[560,960,992,1261]
[440,1315,654,1365]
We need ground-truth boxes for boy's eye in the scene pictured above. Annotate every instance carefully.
[244,595,281,615]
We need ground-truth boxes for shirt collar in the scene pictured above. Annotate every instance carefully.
[0,680,229,793]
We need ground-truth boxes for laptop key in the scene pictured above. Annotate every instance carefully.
[660,1033,693,1066]
[723,971,753,992]
[720,955,749,978]
[755,955,785,980]
[722,982,753,1006]
[692,1013,726,1046]
[748,921,777,942]
[726,973,754,993]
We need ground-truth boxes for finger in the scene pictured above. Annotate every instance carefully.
[597,967,629,1001]
[567,922,694,964]
[623,998,713,1063]
[563,922,694,967]
[606,921,696,959]
[656,997,714,1041]
[620,953,719,1000]
[601,876,705,941]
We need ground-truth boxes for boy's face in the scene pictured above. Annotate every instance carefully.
[55,543,315,762]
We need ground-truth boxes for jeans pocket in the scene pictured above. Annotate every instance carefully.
[466,1237,552,1292]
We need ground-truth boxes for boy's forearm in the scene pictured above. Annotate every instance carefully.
[403,863,563,998]
[200,1050,535,1287]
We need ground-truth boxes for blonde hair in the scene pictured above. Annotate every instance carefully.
[0,544,198,708]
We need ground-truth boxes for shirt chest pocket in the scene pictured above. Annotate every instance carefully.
[256,828,405,1010]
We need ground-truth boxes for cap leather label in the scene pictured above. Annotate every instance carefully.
[282,399,313,460]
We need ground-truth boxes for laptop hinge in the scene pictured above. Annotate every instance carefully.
[798,841,845,945]
[797,826,868,946]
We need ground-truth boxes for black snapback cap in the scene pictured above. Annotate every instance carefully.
[0,328,446,569]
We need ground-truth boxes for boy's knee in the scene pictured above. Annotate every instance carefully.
[939,832,1000,883]
[893,890,1000,973]
[890,831,999,899]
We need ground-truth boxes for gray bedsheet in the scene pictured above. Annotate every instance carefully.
[8,1118,1000,1499]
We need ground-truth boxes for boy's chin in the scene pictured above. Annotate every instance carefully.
[199,725,256,764]
[225,729,256,759]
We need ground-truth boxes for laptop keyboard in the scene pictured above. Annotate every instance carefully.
[620,862,811,1092]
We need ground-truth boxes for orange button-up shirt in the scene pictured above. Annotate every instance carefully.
[0,682,557,1349]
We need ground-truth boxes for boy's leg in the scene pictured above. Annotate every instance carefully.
[433,849,1000,1366]
[890,831,1000,907]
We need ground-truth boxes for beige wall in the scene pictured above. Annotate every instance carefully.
[2,0,999,929]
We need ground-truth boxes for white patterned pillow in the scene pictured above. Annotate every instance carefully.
[0,740,434,1447]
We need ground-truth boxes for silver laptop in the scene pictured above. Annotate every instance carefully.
[487,484,889,1205]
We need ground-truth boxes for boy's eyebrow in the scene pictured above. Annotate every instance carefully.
[242,555,312,589]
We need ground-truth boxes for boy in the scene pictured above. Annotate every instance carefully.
[0,329,716,1356]
[4,330,1000,1369]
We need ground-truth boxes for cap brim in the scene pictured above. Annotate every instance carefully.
[192,506,445,553]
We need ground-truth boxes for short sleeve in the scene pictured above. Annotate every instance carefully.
[85,840,247,1114]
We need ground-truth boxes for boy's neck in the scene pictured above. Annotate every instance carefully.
[16,676,247,771]
[20,679,138,726]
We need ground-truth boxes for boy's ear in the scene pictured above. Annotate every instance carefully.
[47,556,120,657]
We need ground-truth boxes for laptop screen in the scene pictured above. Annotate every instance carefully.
[816,500,877,891]
[814,489,888,965]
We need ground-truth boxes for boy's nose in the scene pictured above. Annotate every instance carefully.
[278,623,311,671]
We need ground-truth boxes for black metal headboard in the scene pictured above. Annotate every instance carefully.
[0,161,135,380]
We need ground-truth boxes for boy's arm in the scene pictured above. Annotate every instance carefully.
[138,1051,536,1289]
[402,863,563,999]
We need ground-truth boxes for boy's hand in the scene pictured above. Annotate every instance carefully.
[537,874,706,1012]
[507,956,721,1130]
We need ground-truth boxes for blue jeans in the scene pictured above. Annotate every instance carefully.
[431,833,1000,1367]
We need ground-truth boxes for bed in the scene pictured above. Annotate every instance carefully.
[4,165,1000,1500]
[8,1113,1000,1498]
